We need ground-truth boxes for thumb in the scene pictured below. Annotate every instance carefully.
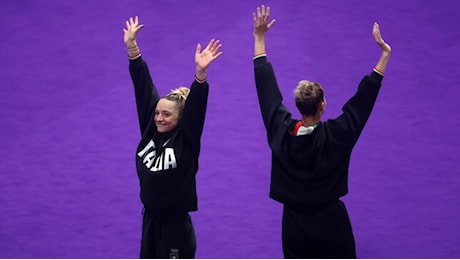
[195,43,202,55]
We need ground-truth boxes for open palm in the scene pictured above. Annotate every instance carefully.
[195,39,223,71]
[123,16,144,46]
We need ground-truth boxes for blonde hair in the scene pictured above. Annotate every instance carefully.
[294,80,324,116]
[162,87,190,115]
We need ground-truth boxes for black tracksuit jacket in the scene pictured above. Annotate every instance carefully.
[129,56,208,217]
[254,55,383,208]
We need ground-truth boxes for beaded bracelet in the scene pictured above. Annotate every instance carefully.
[127,45,141,60]
[195,75,207,83]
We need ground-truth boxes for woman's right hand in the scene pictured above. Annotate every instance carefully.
[253,5,276,38]
[123,16,144,48]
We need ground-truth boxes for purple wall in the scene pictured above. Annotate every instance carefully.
[1,0,459,258]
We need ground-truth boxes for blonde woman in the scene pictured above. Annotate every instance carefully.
[123,16,222,259]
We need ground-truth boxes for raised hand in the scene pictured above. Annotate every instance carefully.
[195,39,223,74]
[372,22,391,75]
[373,22,391,53]
[253,5,276,38]
[123,16,144,48]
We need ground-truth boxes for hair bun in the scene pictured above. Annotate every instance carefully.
[167,86,190,102]
[173,87,190,98]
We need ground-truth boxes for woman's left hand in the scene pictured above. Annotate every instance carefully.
[195,39,223,73]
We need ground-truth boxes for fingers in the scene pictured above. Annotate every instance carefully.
[373,22,380,37]
[204,39,215,51]
[195,43,202,55]
[268,18,276,29]
[204,39,222,54]
[375,23,386,46]
[214,50,223,60]
[211,39,222,53]
[125,16,144,30]
[373,21,379,29]
[195,39,223,71]
[195,39,223,63]
[253,5,275,30]
[255,5,267,22]
[255,7,261,22]
[372,22,391,52]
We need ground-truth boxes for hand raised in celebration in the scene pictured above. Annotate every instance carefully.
[253,5,276,38]
[372,22,391,53]
[123,16,144,47]
[195,39,223,73]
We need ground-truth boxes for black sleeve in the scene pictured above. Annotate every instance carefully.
[254,56,295,140]
[178,80,209,152]
[129,56,160,136]
[329,71,383,145]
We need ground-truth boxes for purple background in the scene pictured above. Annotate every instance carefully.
[1,0,459,258]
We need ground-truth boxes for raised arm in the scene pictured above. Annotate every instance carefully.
[372,22,392,75]
[123,16,159,135]
[331,23,392,145]
[253,5,276,56]
[180,39,223,151]
[194,39,223,82]
[253,5,293,135]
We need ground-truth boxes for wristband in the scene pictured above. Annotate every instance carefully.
[195,75,207,83]
[373,67,385,76]
[128,52,141,60]
[253,52,267,60]
[127,45,141,60]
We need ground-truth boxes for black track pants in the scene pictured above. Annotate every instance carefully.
[140,210,196,259]
[282,200,356,259]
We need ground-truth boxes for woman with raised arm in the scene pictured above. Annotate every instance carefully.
[253,5,391,258]
[123,16,222,259]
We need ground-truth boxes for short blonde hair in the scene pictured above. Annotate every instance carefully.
[294,80,324,116]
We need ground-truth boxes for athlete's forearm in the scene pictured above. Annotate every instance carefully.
[254,35,267,56]
[373,50,390,76]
